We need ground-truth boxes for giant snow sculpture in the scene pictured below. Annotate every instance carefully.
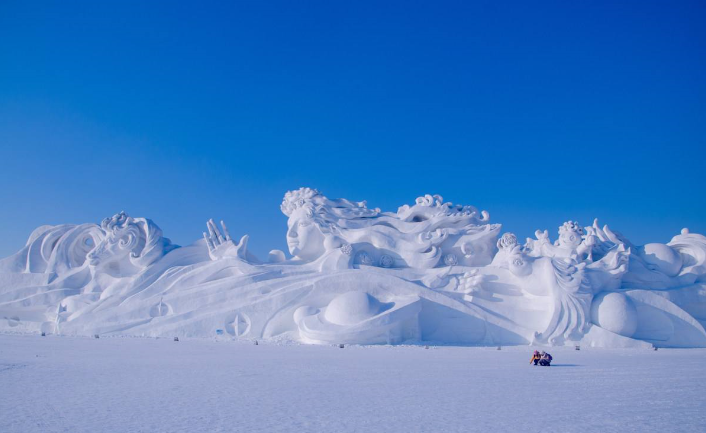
[1,188,705,348]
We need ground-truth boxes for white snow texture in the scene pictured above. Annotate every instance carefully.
[1,335,705,433]
[2,187,706,348]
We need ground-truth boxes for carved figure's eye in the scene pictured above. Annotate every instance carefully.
[299,221,311,228]
[569,235,575,241]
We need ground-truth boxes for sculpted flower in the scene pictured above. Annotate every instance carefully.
[444,253,458,266]
[497,233,518,251]
[380,254,394,268]
[340,243,353,256]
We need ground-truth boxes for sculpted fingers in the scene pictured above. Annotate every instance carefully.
[207,219,222,245]
[203,231,215,251]
[220,220,231,242]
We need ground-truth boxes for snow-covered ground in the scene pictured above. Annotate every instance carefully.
[1,335,704,433]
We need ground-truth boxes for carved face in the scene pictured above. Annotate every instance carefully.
[286,208,326,261]
[558,230,581,250]
[87,224,140,275]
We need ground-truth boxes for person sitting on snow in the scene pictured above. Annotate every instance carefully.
[539,351,553,366]
[530,350,541,365]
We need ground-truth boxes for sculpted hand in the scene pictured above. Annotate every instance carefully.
[203,219,238,260]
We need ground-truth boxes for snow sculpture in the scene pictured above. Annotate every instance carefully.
[279,188,500,269]
[0,223,103,277]
[88,211,178,277]
[519,221,623,345]
[1,189,706,348]
[590,292,638,337]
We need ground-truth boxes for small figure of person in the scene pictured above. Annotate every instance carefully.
[530,350,541,365]
[539,351,553,366]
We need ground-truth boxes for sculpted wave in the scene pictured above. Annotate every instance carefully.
[1,188,705,348]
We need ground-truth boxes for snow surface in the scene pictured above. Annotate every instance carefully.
[1,334,705,433]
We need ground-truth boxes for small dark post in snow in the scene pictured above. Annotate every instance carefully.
[254,340,258,345]
[575,345,580,351]
[94,334,99,339]
[339,343,345,348]
[41,332,46,337]
[425,345,429,349]
[654,346,658,351]
[497,346,501,350]
[174,337,179,342]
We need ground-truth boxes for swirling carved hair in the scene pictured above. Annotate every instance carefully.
[281,188,381,235]
[281,188,499,268]
[100,211,178,269]
[559,220,583,237]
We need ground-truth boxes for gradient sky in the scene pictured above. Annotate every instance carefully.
[1,1,705,259]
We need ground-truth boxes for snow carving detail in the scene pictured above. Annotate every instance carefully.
[1,189,706,349]
[87,211,178,277]
[280,187,499,268]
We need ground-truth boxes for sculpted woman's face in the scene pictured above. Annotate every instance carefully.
[286,209,326,261]
[86,226,139,276]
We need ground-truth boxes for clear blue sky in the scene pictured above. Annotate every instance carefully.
[1,1,705,259]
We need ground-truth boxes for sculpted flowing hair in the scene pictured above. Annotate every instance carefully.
[281,188,499,269]
[98,211,178,269]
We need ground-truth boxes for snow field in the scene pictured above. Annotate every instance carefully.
[0,334,704,433]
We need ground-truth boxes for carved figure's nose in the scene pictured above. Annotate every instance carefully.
[287,226,297,238]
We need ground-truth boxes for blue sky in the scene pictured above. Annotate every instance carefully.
[1,1,705,259]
